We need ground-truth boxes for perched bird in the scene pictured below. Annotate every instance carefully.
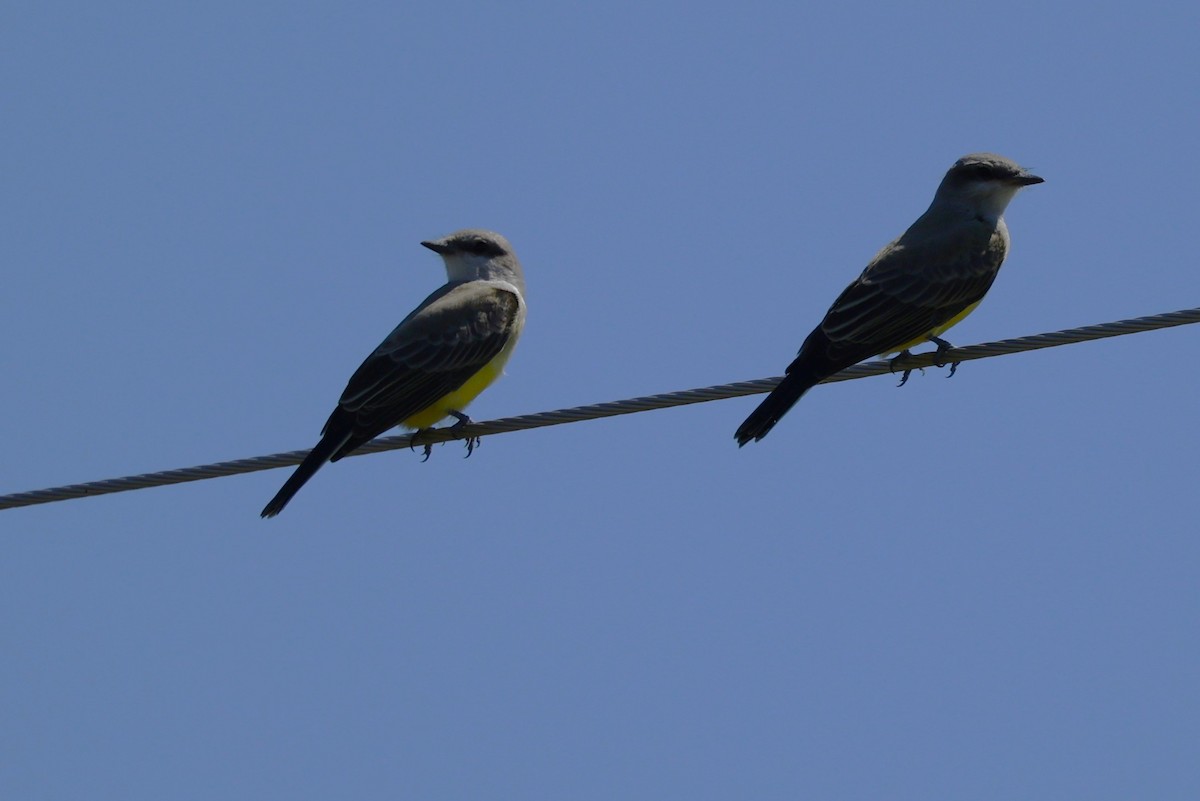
[261,229,527,517]
[735,153,1043,446]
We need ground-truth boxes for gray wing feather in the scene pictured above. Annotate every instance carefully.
[819,223,1006,351]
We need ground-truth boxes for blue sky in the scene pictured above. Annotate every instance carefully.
[3,2,1198,799]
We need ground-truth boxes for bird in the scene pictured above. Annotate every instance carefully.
[735,152,1043,446]
[261,229,527,517]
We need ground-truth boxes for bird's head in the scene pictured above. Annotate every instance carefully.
[936,153,1044,221]
[421,229,523,286]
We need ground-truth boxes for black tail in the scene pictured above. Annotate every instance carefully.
[734,365,820,446]
[260,431,349,518]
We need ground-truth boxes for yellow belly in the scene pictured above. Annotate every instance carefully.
[883,300,982,355]
[400,350,511,430]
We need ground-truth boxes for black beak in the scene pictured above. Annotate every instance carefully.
[421,240,450,254]
[1016,172,1045,186]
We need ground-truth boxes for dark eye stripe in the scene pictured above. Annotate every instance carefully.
[466,240,502,256]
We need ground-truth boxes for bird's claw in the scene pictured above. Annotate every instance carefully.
[889,350,921,387]
[889,338,960,386]
[927,335,960,377]
[408,429,435,462]
[449,410,481,458]
[409,411,480,462]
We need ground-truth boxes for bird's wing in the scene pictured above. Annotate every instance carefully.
[325,281,522,448]
[818,224,1005,355]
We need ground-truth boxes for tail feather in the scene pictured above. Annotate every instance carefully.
[260,431,350,518]
[734,366,820,446]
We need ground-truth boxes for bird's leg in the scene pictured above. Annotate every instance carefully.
[927,335,960,378]
[447,410,481,458]
[410,411,481,461]
[889,349,922,387]
[408,429,436,462]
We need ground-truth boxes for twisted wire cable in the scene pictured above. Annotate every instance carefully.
[3,306,1197,511]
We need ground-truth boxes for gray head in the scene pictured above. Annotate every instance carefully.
[933,153,1044,220]
[421,229,524,290]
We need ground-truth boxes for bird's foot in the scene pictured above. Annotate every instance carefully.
[926,335,960,378]
[408,429,436,462]
[448,410,481,458]
[410,412,481,461]
[889,350,922,387]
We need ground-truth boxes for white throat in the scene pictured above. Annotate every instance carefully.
[441,252,501,283]
[961,181,1023,223]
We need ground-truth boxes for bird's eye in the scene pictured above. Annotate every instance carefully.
[972,165,993,180]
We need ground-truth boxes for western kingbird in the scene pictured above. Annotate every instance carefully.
[735,153,1043,446]
[261,229,527,517]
